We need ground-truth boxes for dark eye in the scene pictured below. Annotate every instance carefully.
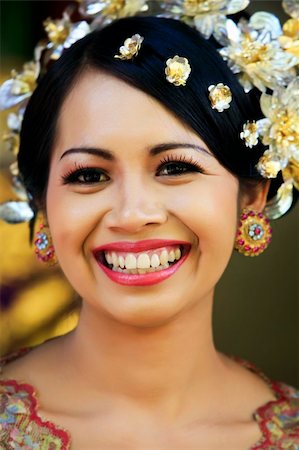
[62,168,109,185]
[157,161,203,176]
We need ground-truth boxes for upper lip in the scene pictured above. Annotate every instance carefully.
[93,239,191,253]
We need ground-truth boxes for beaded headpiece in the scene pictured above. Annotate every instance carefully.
[0,0,298,223]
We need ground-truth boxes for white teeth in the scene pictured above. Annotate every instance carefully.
[150,253,160,268]
[105,246,184,272]
[160,250,168,265]
[112,252,119,267]
[168,250,175,262]
[125,254,137,270]
[119,255,125,268]
[137,253,151,269]
[175,248,181,260]
[112,262,171,274]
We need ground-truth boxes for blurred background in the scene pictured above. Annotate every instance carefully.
[0,0,298,387]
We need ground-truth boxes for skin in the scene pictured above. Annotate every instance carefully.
[4,71,274,449]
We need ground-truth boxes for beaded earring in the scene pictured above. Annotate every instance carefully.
[34,221,57,265]
[235,209,272,257]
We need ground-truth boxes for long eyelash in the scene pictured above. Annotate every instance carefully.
[158,153,205,172]
[61,155,204,184]
[61,163,84,184]
[61,162,100,184]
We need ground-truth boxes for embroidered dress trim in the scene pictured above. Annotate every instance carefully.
[1,349,298,449]
[0,378,71,449]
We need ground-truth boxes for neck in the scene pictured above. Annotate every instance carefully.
[64,290,225,419]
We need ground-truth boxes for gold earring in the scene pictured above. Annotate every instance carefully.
[34,218,57,265]
[235,209,272,257]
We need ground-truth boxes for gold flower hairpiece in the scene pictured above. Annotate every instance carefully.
[208,83,232,112]
[114,34,144,60]
[165,55,191,86]
[240,121,259,148]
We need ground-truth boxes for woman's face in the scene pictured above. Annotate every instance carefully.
[46,71,240,326]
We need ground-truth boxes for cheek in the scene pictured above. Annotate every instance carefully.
[168,178,239,254]
[46,181,97,259]
[46,186,99,297]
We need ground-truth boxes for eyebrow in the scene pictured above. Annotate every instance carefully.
[59,142,211,161]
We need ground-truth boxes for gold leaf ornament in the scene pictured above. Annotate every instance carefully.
[164,0,249,39]
[44,16,71,46]
[264,180,294,219]
[282,0,299,19]
[280,18,299,58]
[283,157,299,191]
[257,79,299,160]
[103,0,126,15]
[80,0,148,19]
[165,56,191,86]
[219,12,299,93]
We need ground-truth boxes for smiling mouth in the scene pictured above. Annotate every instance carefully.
[94,245,189,275]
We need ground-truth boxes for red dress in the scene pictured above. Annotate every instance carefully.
[0,349,298,449]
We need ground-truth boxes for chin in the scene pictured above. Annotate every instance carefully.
[89,290,187,328]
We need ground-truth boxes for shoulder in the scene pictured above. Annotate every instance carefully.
[0,345,71,449]
[0,335,70,381]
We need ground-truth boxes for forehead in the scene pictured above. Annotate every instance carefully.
[54,70,208,156]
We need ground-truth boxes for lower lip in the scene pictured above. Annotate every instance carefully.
[95,251,190,286]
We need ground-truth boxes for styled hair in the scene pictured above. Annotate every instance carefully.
[18,16,293,210]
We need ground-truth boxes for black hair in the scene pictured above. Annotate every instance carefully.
[18,16,296,212]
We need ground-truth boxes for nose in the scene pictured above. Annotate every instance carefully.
[104,176,168,234]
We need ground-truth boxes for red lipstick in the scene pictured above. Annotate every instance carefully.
[93,239,188,253]
[92,240,191,286]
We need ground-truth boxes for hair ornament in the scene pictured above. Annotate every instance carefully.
[264,179,294,219]
[44,12,91,61]
[0,201,34,224]
[218,11,299,94]
[255,77,299,193]
[161,0,250,39]
[208,83,232,112]
[240,121,259,148]
[114,34,144,60]
[0,0,298,223]
[165,55,191,86]
[78,0,148,22]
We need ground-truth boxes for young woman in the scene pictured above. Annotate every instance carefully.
[1,15,298,449]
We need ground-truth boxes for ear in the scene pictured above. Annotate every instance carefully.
[239,180,270,212]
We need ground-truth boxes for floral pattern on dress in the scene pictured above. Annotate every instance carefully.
[0,350,298,449]
[234,358,299,449]
[252,382,299,449]
[0,380,70,449]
